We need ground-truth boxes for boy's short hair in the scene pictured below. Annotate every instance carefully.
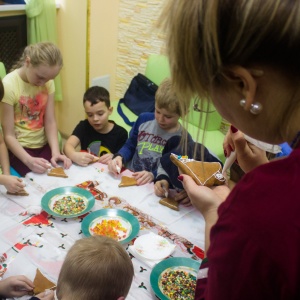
[155,78,184,116]
[83,86,110,108]
[56,236,134,300]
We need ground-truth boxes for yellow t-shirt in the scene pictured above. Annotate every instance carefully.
[2,70,55,148]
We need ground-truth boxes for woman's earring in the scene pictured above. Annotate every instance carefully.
[239,99,262,115]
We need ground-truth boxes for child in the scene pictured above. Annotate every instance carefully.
[64,86,128,166]
[0,78,25,194]
[0,42,72,177]
[154,135,222,205]
[108,78,184,185]
[56,235,134,300]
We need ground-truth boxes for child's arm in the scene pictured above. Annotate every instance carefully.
[0,132,10,175]
[44,93,72,169]
[0,103,50,173]
[64,135,95,166]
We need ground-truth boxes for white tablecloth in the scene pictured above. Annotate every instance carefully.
[0,163,205,299]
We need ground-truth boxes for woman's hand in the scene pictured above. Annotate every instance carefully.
[229,127,269,173]
[154,179,169,197]
[50,154,72,170]
[179,175,229,218]
[0,275,34,298]
[132,171,154,185]
[0,175,25,193]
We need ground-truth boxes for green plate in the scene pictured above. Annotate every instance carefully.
[150,257,200,300]
[81,208,140,244]
[41,186,95,218]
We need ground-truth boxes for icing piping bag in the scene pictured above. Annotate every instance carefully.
[222,134,282,176]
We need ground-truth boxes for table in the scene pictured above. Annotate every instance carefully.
[0,163,205,300]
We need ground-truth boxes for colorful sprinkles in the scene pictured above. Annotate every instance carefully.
[91,219,128,241]
[160,269,196,299]
[52,195,86,215]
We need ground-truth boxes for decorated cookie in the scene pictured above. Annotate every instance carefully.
[170,153,225,187]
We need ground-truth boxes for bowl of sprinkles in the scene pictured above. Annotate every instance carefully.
[150,257,200,300]
[41,186,95,218]
[81,209,140,244]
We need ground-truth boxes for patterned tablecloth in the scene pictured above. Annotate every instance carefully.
[0,163,205,300]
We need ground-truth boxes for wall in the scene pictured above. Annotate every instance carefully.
[55,0,121,138]
[115,0,165,100]
[54,0,87,137]
[89,0,119,104]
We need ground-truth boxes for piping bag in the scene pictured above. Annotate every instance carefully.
[222,134,282,178]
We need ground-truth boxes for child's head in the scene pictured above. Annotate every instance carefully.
[155,78,183,132]
[56,236,134,300]
[14,42,63,86]
[83,86,112,133]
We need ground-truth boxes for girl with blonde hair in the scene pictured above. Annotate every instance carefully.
[0,42,71,178]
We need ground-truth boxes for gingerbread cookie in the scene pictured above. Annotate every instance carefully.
[118,176,137,187]
[88,156,99,164]
[33,269,56,295]
[47,167,68,178]
[159,197,179,211]
[170,153,225,187]
[7,189,29,196]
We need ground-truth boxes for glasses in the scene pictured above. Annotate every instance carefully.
[193,97,216,113]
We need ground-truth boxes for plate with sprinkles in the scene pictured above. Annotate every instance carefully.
[150,257,200,300]
[81,208,140,244]
[41,186,95,218]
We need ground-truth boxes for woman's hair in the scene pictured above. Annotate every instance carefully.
[10,42,63,72]
[56,236,134,300]
[83,86,110,108]
[160,0,300,102]
[155,77,187,116]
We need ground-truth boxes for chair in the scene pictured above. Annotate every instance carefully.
[0,62,6,79]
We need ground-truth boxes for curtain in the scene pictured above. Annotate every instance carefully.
[25,0,63,101]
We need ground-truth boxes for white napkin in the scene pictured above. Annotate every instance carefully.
[128,233,176,268]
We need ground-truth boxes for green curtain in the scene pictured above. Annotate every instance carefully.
[25,0,63,101]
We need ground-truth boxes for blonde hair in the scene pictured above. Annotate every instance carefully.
[155,78,186,116]
[160,0,300,103]
[56,236,134,300]
[11,42,63,72]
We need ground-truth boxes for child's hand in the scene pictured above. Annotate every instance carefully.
[154,180,169,197]
[50,154,72,169]
[26,157,52,174]
[35,289,54,300]
[1,175,25,194]
[108,157,122,175]
[132,171,154,185]
[98,153,113,165]
[174,190,192,206]
[0,275,34,298]
[69,152,96,167]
